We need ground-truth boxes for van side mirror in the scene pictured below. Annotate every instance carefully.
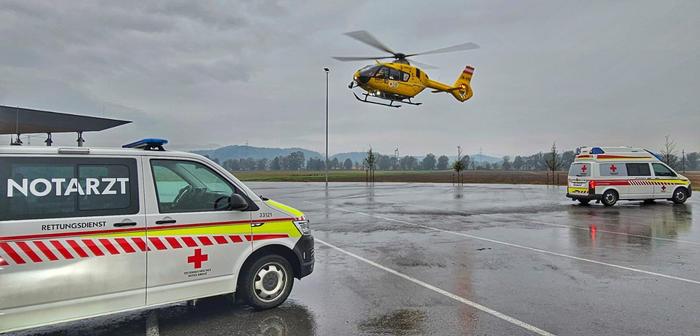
[214,193,249,211]
[229,194,249,211]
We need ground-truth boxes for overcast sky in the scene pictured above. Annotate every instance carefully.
[1,1,698,157]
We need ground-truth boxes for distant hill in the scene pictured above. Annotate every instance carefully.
[192,145,503,165]
[193,145,321,162]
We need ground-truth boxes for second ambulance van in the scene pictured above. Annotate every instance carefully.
[567,146,692,206]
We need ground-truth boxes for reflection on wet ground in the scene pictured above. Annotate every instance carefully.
[19,297,316,336]
[11,183,700,336]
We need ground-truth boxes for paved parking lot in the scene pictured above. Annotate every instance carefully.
[15,182,700,336]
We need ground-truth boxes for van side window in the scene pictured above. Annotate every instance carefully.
[78,165,131,211]
[0,158,139,221]
[625,163,651,176]
[151,160,236,213]
[599,163,627,176]
[652,163,676,177]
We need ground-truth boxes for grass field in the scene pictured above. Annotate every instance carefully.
[233,170,700,189]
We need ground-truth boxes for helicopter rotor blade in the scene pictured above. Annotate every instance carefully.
[406,42,479,57]
[332,56,395,62]
[343,30,396,56]
[407,59,438,69]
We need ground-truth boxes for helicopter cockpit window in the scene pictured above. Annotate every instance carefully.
[375,67,390,79]
[402,72,410,81]
[388,68,401,81]
[359,65,379,78]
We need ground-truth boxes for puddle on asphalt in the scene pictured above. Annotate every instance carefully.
[359,309,426,335]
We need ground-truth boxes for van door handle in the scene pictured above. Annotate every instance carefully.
[114,222,137,227]
[155,219,177,225]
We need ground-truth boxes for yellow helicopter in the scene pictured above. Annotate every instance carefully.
[333,31,479,108]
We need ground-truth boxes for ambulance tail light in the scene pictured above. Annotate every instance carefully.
[589,181,597,193]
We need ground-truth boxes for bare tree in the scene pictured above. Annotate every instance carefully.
[545,142,561,185]
[363,148,377,183]
[453,146,465,184]
[660,135,678,168]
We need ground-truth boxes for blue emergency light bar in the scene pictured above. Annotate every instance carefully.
[589,147,605,154]
[122,138,168,151]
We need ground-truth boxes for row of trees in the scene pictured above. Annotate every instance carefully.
[209,141,700,172]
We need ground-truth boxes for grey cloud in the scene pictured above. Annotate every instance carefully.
[0,1,698,156]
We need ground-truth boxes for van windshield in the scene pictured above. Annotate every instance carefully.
[568,163,590,177]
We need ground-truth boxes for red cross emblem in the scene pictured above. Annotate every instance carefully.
[187,248,208,269]
[581,165,588,173]
[610,164,617,173]
[661,185,667,192]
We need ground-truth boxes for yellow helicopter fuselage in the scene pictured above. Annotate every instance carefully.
[351,62,474,104]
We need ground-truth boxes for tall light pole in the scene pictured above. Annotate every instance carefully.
[324,67,330,188]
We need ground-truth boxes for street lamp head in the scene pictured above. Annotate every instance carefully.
[324,67,330,72]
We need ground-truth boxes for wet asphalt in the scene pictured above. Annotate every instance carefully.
[10,182,700,336]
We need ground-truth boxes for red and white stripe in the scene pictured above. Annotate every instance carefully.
[0,234,289,267]
[594,179,681,187]
[463,66,474,74]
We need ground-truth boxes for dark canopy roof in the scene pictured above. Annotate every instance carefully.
[0,105,131,135]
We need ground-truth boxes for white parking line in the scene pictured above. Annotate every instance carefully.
[316,238,557,336]
[309,201,700,286]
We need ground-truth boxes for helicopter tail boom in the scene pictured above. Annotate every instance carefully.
[426,66,474,102]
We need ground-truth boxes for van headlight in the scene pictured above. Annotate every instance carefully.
[293,218,311,235]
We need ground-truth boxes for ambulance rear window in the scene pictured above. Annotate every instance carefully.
[0,157,139,221]
[569,163,590,177]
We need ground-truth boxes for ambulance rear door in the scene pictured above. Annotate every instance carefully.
[568,162,591,194]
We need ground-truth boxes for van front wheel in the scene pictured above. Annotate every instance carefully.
[239,255,294,310]
[602,190,618,207]
[672,188,689,204]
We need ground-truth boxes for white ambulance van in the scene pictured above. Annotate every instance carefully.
[0,139,314,333]
[566,146,692,206]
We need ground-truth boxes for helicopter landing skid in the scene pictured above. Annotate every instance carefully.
[353,92,422,108]
[402,98,422,106]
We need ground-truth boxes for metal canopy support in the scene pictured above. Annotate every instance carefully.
[77,131,85,147]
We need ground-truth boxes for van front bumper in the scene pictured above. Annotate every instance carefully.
[293,234,314,279]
